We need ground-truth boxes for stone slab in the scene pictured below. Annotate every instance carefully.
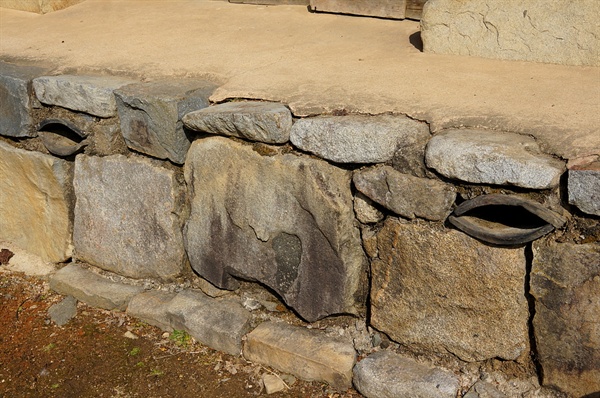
[166,289,252,356]
[243,321,356,389]
[49,264,144,311]
[126,290,176,331]
[33,75,135,118]
[290,115,430,164]
[421,0,600,67]
[48,295,78,326]
[353,351,459,398]
[0,62,47,137]
[568,161,600,216]
[183,101,292,144]
[309,0,406,19]
[0,0,86,14]
[425,129,565,189]
[184,137,367,322]
[73,154,186,281]
[531,239,600,397]
[367,218,529,362]
[115,80,217,164]
[0,141,73,262]
[353,165,455,221]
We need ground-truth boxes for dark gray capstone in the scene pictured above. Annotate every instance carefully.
[353,350,459,398]
[115,79,217,164]
[183,137,367,322]
[182,101,292,144]
[0,62,48,137]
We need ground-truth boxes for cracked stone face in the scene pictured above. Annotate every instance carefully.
[184,137,367,322]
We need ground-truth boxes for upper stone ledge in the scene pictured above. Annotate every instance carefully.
[0,1,598,159]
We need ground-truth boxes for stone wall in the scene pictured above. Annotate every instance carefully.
[1,61,598,397]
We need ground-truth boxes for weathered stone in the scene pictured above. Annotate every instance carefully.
[310,0,406,19]
[531,239,600,397]
[370,218,529,362]
[184,137,366,322]
[421,0,600,67]
[182,101,292,144]
[290,115,429,164]
[243,322,355,389]
[167,289,252,356]
[463,381,507,398]
[127,290,177,331]
[353,165,455,221]
[353,351,459,398]
[48,296,78,327]
[425,129,565,189]
[33,75,135,118]
[0,0,86,14]
[115,80,216,164]
[262,374,286,394]
[0,62,47,137]
[0,141,73,262]
[49,264,144,311]
[353,192,384,224]
[73,154,186,280]
[568,161,600,216]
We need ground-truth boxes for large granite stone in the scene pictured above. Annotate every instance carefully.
[0,141,73,262]
[0,62,47,137]
[33,75,135,118]
[568,160,600,216]
[73,154,187,280]
[421,0,600,67]
[425,129,565,189]
[182,101,292,144]
[531,239,600,397]
[127,290,177,331]
[184,137,367,322]
[353,351,459,398]
[353,165,455,221]
[243,321,356,389]
[367,218,529,362]
[290,115,430,164]
[115,80,216,164]
[49,264,144,311]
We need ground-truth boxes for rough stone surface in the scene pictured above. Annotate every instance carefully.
[425,129,565,189]
[0,141,73,262]
[33,75,135,118]
[115,80,216,164]
[126,290,177,331]
[568,161,600,216]
[353,350,459,398]
[368,218,529,362]
[184,137,367,322]
[243,322,356,389]
[0,0,86,14]
[463,381,507,398]
[49,264,144,311]
[353,165,455,221]
[48,296,78,327]
[182,101,292,144]
[531,239,600,397]
[0,62,47,137]
[310,0,406,19]
[290,115,430,164]
[73,154,187,281]
[166,289,252,356]
[421,0,600,67]
[262,374,286,394]
[353,192,384,224]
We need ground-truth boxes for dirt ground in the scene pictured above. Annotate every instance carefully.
[0,271,363,398]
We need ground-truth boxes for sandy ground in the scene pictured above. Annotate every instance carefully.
[0,0,598,159]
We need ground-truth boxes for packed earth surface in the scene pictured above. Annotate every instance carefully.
[0,271,362,398]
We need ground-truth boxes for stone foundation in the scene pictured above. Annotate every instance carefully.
[0,62,598,397]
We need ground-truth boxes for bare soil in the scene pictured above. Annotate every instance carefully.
[0,272,362,398]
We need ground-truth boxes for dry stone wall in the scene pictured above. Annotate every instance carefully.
[0,61,598,397]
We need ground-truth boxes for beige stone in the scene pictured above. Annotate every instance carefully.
[421,0,600,67]
[243,321,356,389]
[0,0,85,14]
[0,141,73,262]
[310,0,406,19]
[370,218,529,362]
